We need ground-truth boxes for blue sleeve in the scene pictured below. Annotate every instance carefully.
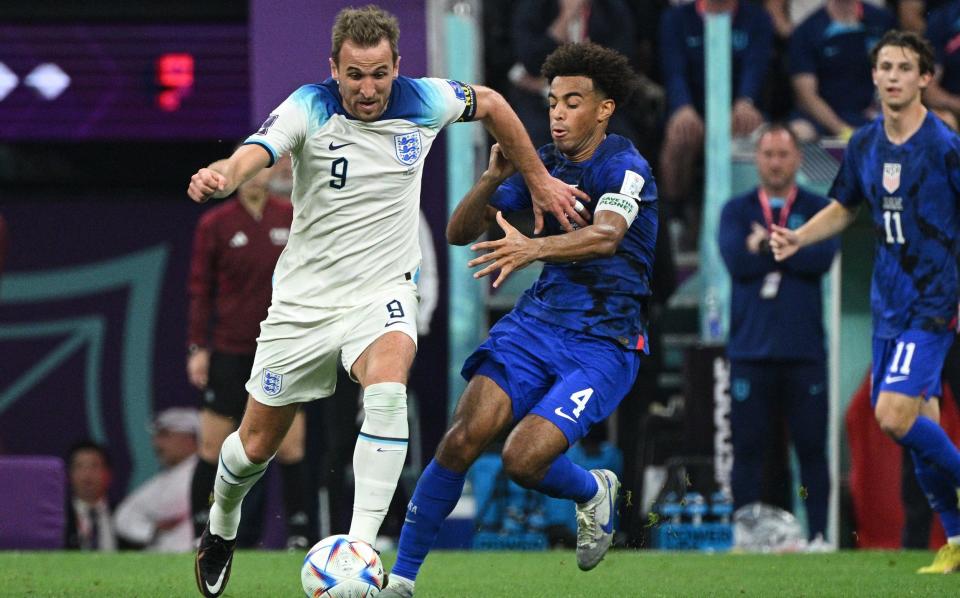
[736,9,773,102]
[490,172,532,212]
[718,197,774,280]
[829,145,865,208]
[788,19,817,76]
[660,7,693,114]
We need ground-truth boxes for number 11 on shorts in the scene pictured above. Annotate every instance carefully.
[555,388,594,423]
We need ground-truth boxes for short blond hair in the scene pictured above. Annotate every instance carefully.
[331,5,400,64]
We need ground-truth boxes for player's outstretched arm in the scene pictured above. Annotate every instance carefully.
[770,200,856,261]
[447,143,513,245]
[468,211,625,288]
[187,144,271,203]
[471,85,589,234]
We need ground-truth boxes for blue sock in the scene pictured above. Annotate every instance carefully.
[391,459,465,582]
[535,454,598,503]
[900,416,960,487]
[910,449,960,537]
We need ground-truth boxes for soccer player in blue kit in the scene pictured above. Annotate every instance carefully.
[380,42,657,597]
[772,30,960,573]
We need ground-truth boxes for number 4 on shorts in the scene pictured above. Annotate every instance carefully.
[554,388,594,423]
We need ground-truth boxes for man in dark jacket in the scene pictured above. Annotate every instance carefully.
[718,124,838,543]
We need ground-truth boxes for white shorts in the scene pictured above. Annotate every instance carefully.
[245,283,419,406]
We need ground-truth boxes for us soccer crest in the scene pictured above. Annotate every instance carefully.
[261,368,283,396]
[394,132,422,165]
[883,163,901,194]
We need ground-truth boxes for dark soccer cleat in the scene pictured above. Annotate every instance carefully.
[195,524,237,597]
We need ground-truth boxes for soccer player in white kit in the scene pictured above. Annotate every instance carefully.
[187,6,590,597]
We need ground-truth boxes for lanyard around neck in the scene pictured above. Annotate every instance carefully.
[758,186,798,230]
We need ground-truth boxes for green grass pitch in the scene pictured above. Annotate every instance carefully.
[0,549,954,597]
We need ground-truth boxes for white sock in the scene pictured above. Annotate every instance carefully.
[209,431,271,540]
[349,382,408,544]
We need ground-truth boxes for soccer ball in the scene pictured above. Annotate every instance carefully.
[301,534,384,597]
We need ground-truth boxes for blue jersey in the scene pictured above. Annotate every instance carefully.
[659,0,773,116]
[789,4,894,127]
[489,134,658,350]
[830,112,960,338]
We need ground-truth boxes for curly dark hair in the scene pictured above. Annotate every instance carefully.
[541,42,639,106]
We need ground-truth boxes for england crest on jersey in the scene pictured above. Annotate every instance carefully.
[883,163,901,194]
[395,132,422,165]
[261,368,283,396]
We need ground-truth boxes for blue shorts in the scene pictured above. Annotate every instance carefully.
[461,310,641,445]
[871,330,955,406]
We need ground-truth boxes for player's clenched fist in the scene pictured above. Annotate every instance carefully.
[188,168,227,203]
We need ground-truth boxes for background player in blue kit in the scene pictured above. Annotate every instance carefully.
[772,30,960,573]
[380,42,657,597]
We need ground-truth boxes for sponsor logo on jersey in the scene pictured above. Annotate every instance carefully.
[262,368,283,396]
[620,170,645,200]
[270,227,289,246]
[395,131,422,165]
[883,163,901,194]
[229,231,248,248]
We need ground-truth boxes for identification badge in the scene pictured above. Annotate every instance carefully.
[760,272,782,299]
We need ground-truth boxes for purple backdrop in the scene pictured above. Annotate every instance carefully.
[0,3,449,542]
[0,23,249,140]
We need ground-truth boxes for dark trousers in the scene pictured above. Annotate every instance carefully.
[729,359,830,539]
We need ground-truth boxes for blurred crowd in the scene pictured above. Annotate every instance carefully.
[485,0,960,252]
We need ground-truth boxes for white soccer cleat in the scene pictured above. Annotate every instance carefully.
[379,573,415,597]
[576,469,619,571]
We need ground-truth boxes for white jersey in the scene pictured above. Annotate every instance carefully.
[245,76,474,308]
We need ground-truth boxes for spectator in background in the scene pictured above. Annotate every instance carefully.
[658,0,772,246]
[185,164,312,549]
[788,0,895,140]
[918,0,960,129]
[891,0,955,34]
[719,124,837,544]
[509,0,636,147]
[65,440,116,551]
[114,408,200,552]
